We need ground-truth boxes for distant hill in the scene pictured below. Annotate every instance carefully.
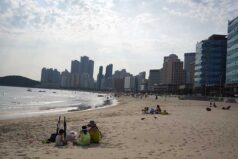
[0,76,40,87]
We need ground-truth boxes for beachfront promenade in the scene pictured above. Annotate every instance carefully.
[0,96,238,159]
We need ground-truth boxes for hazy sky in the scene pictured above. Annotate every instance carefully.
[0,0,238,80]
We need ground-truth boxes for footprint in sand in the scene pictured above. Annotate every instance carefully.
[148,150,155,156]
[17,153,27,157]
[166,149,172,152]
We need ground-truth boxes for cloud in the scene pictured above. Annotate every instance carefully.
[0,0,237,80]
[164,0,238,23]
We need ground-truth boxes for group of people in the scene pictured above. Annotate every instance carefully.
[55,120,101,147]
[206,101,231,111]
[142,105,168,115]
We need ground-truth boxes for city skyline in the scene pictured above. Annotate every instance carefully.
[1,0,238,80]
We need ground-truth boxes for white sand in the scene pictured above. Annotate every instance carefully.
[0,96,238,159]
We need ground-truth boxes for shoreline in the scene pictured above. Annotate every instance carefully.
[0,85,117,120]
[0,97,118,121]
[1,96,238,159]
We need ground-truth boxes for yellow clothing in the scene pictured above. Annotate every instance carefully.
[89,127,101,143]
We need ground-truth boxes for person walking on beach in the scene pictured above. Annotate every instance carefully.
[78,126,91,146]
[87,120,102,143]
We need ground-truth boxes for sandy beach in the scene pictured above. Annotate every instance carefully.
[0,96,238,159]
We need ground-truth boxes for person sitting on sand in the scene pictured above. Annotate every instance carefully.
[55,129,67,146]
[87,120,102,143]
[156,105,162,114]
[213,102,217,108]
[66,131,77,144]
[78,126,91,146]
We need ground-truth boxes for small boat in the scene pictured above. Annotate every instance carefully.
[38,90,46,92]
[97,95,104,97]
[52,92,56,93]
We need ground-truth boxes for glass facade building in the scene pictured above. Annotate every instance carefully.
[194,35,227,88]
[226,17,238,86]
[184,52,196,84]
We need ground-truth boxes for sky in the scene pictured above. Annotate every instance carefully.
[0,0,238,81]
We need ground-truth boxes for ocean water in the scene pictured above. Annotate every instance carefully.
[0,86,116,120]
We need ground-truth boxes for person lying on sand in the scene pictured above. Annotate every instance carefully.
[78,126,91,146]
[222,106,231,110]
[55,129,67,146]
[87,120,102,143]
[149,107,156,114]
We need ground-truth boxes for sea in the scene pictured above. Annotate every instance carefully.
[0,86,117,120]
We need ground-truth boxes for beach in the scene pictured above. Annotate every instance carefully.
[0,96,238,159]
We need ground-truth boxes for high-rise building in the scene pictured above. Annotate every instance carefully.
[70,60,81,87]
[124,76,135,92]
[80,73,90,88]
[89,60,94,78]
[97,66,103,89]
[113,69,131,79]
[226,17,238,89]
[70,73,80,87]
[135,72,146,91]
[71,60,81,74]
[194,34,227,88]
[162,54,184,85]
[70,56,95,89]
[113,79,124,92]
[189,62,195,86]
[184,53,196,85]
[41,68,47,83]
[148,69,161,91]
[61,69,71,88]
[101,64,113,90]
[105,64,113,78]
[81,56,89,75]
[112,69,131,91]
[41,67,61,87]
